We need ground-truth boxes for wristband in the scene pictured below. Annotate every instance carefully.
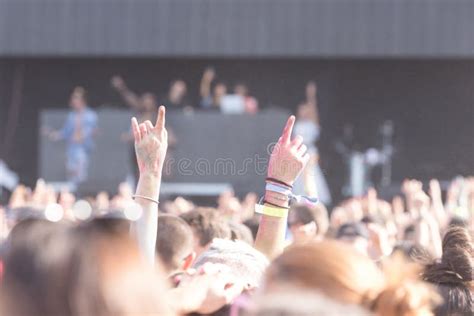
[266,177,293,189]
[266,182,293,196]
[265,191,289,201]
[255,203,289,218]
[265,182,319,206]
[132,194,160,205]
[263,199,289,209]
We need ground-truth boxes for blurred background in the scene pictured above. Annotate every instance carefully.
[0,0,473,205]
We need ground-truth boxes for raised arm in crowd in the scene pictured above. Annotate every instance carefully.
[0,102,472,316]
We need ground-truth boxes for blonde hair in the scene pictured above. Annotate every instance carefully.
[264,240,440,316]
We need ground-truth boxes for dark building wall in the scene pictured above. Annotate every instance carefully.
[1,0,473,57]
[0,58,473,193]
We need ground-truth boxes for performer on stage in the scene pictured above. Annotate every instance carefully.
[111,76,176,180]
[293,81,332,205]
[48,87,98,184]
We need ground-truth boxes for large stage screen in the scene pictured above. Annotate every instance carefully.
[40,109,289,196]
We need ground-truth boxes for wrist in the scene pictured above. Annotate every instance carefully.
[139,163,164,178]
[264,190,289,208]
[139,171,162,180]
[136,173,161,200]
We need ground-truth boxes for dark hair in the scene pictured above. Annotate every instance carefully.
[229,221,254,245]
[243,217,259,241]
[392,241,431,263]
[423,226,473,316]
[72,86,87,103]
[448,216,468,228]
[180,208,231,247]
[289,203,329,236]
[156,215,194,273]
[403,224,416,240]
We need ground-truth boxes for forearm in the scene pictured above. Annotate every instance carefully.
[133,172,161,264]
[116,86,140,109]
[200,80,211,98]
[309,100,320,125]
[254,191,289,259]
[427,218,443,258]
[431,204,447,229]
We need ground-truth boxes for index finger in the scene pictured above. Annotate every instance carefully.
[280,115,295,143]
[155,105,166,130]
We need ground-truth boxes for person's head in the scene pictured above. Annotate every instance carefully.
[404,224,416,241]
[336,222,370,256]
[305,81,317,100]
[1,218,173,316]
[392,241,430,263]
[180,208,231,257]
[169,80,187,103]
[0,219,72,315]
[69,86,87,110]
[193,238,269,289]
[264,240,440,316]
[156,215,195,275]
[213,82,227,104]
[140,92,157,112]
[249,287,367,316]
[423,226,473,316]
[234,83,248,97]
[288,203,329,244]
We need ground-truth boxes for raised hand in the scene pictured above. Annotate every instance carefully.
[131,106,168,176]
[267,115,310,186]
[110,75,126,90]
[429,179,442,200]
[131,106,167,265]
[202,67,216,82]
[175,263,244,314]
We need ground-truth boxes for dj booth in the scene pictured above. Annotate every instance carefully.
[40,109,289,198]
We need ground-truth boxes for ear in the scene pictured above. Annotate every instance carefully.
[181,251,196,271]
[298,221,317,236]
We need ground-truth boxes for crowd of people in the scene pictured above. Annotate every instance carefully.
[111,67,259,115]
[1,103,473,315]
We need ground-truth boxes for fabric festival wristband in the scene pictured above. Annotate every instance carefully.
[265,183,319,206]
[255,204,289,218]
[265,177,293,189]
[265,182,293,196]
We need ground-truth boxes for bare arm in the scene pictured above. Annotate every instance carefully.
[254,116,310,259]
[200,68,215,99]
[429,179,448,228]
[111,76,141,109]
[308,96,320,125]
[130,106,168,264]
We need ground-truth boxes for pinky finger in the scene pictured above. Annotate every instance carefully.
[131,117,141,142]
